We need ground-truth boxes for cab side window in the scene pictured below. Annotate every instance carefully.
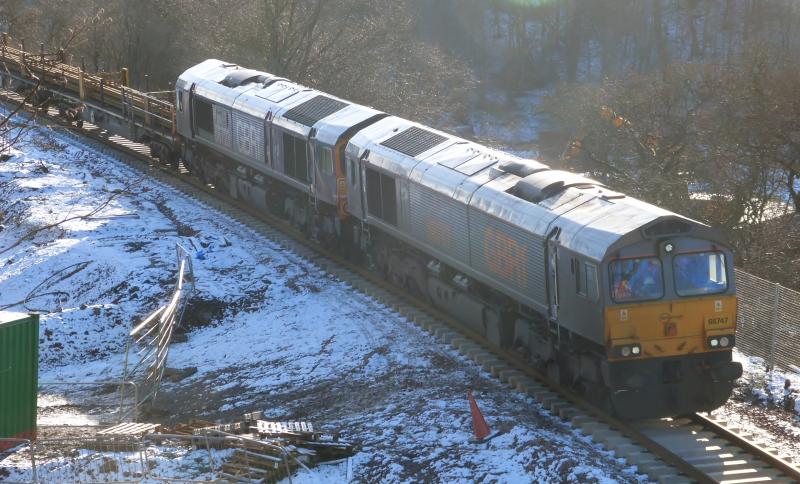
[365,167,397,225]
[283,132,309,183]
[576,260,599,301]
[315,145,334,176]
[194,97,214,135]
[348,156,359,185]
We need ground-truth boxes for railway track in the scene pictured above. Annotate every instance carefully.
[3,91,800,484]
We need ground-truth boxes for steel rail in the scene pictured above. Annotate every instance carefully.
[691,412,800,481]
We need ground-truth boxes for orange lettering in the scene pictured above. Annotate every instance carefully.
[484,227,528,286]
[426,219,452,248]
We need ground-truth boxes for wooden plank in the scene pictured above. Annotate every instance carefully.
[97,422,159,436]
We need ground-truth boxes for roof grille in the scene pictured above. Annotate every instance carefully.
[283,95,348,127]
[380,126,446,157]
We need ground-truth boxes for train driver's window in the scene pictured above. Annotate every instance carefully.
[610,257,663,302]
[673,252,728,296]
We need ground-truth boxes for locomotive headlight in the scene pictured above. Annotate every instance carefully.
[707,335,735,349]
[664,243,674,253]
[614,344,641,358]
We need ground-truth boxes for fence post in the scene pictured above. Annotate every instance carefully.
[78,70,85,100]
[29,439,38,483]
[769,283,780,370]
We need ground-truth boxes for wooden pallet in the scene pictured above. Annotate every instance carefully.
[256,420,315,437]
[97,422,160,437]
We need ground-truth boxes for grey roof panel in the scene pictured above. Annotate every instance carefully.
[455,154,498,176]
[257,82,304,103]
[425,143,478,169]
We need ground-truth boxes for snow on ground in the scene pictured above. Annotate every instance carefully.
[0,121,642,482]
[713,349,800,463]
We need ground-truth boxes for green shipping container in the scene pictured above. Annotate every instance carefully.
[0,311,39,451]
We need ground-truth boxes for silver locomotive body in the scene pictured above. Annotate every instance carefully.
[174,60,741,418]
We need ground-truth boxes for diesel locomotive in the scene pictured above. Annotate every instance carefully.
[170,59,742,419]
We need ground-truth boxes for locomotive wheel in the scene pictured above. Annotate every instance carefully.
[370,244,390,280]
[582,381,614,414]
[194,166,207,185]
[387,254,405,287]
[405,277,424,300]
[546,360,561,385]
[149,142,162,161]
[512,339,531,361]
[213,176,228,195]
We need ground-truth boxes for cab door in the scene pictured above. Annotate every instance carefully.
[346,150,367,220]
[546,228,561,322]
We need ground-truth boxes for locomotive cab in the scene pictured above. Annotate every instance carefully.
[601,219,743,418]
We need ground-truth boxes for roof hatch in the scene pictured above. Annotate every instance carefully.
[497,159,549,177]
[510,170,602,203]
[220,69,269,88]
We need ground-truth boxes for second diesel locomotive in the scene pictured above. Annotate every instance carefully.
[174,59,742,419]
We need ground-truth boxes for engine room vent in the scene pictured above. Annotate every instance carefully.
[497,159,549,178]
[380,126,447,157]
[510,170,601,203]
[643,219,691,237]
[283,95,348,127]
[220,69,269,88]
